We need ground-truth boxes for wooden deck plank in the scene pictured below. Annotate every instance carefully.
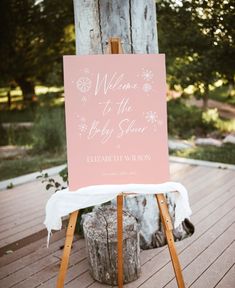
[190,241,235,288]
[61,166,235,287]
[190,179,235,224]
[13,245,88,288]
[190,173,235,214]
[0,180,49,203]
[74,183,235,287]
[125,208,235,288]
[155,214,235,288]
[187,170,234,205]
[0,213,47,242]
[0,162,234,288]
[170,163,195,179]
[215,263,235,288]
[0,175,61,204]
[0,209,45,233]
[0,230,65,268]
[0,193,50,219]
[0,201,49,230]
[65,272,95,288]
[0,234,66,279]
[0,223,47,248]
[0,239,85,288]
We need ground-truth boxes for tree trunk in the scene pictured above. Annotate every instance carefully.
[203,84,209,110]
[73,0,159,55]
[17,78,35,105]
[83,205,140,285]
[73,0,194,249]
[227,77,234,98]
[7,89,11,109]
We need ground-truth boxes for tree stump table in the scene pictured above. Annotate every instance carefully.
[83,205,141,285]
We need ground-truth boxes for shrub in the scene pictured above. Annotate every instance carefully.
[0,123,8,146]
[167,99,204,138]
[32,107,66,153]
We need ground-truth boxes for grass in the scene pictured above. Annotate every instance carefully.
[0,108,36,123]
[0,153,67,181]
[170,143,235,165]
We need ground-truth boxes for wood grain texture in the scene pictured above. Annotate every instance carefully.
[82,205,140,285]
[131,0,159,53]
[73,0,158,54]
[73,0,102,54]
[0,163,235,287]
[99,0,131,53]
[57,211,79,288]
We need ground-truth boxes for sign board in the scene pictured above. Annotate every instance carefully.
[63,54,169,190]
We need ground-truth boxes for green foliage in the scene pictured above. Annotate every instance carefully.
[0,153,66,181]
[39,165,91,236]
[167,98,234,138]
[0,123,8,146]
[202,108,220,130]
[3,126,33,146]
[209,85,235,106]
[167,99,205,138]
[215,118,235,134]
[6,183,14,189]
[37,91,64,107]
[0,109,34,146]
[32,107,66,153]
[170,144,235,165]
[157,0,235,107]
[0,107,35,123]
[37,171,66,191]
[59,167,68,183]
[0,0,75,103]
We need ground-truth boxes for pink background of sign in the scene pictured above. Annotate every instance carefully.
[63,54,169,191]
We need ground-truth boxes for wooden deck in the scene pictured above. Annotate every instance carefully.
[0,160,235,287]
[0,177,55,253]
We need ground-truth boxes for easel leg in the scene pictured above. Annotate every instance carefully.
[57,210,79,288]
[155,194,185,288]
[117,194,124,288]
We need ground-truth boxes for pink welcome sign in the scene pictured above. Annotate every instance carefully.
[63,54,169,191]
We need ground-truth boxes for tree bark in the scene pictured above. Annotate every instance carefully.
[73,0,158,55]
[83,205,140,285]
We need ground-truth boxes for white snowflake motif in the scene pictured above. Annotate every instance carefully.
[145,111,158,124]
[142,69,154,81]
[81,95,87,103]
[142,83,152,93]
[76,77,91,93]
[78,118,88,133]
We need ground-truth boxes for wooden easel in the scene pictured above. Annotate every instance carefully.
[57,38,185,288]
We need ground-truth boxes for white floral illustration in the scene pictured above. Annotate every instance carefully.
[142,69,154,81]
[78,118,88,133]
[76,77,91,93]
[142,83,152,93]
[145,111,158,124]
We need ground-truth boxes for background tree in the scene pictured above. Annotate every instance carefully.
[0,0,75,105]
[157,0,235,109]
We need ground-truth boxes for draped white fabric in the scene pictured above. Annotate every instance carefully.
[44,182,192,245]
